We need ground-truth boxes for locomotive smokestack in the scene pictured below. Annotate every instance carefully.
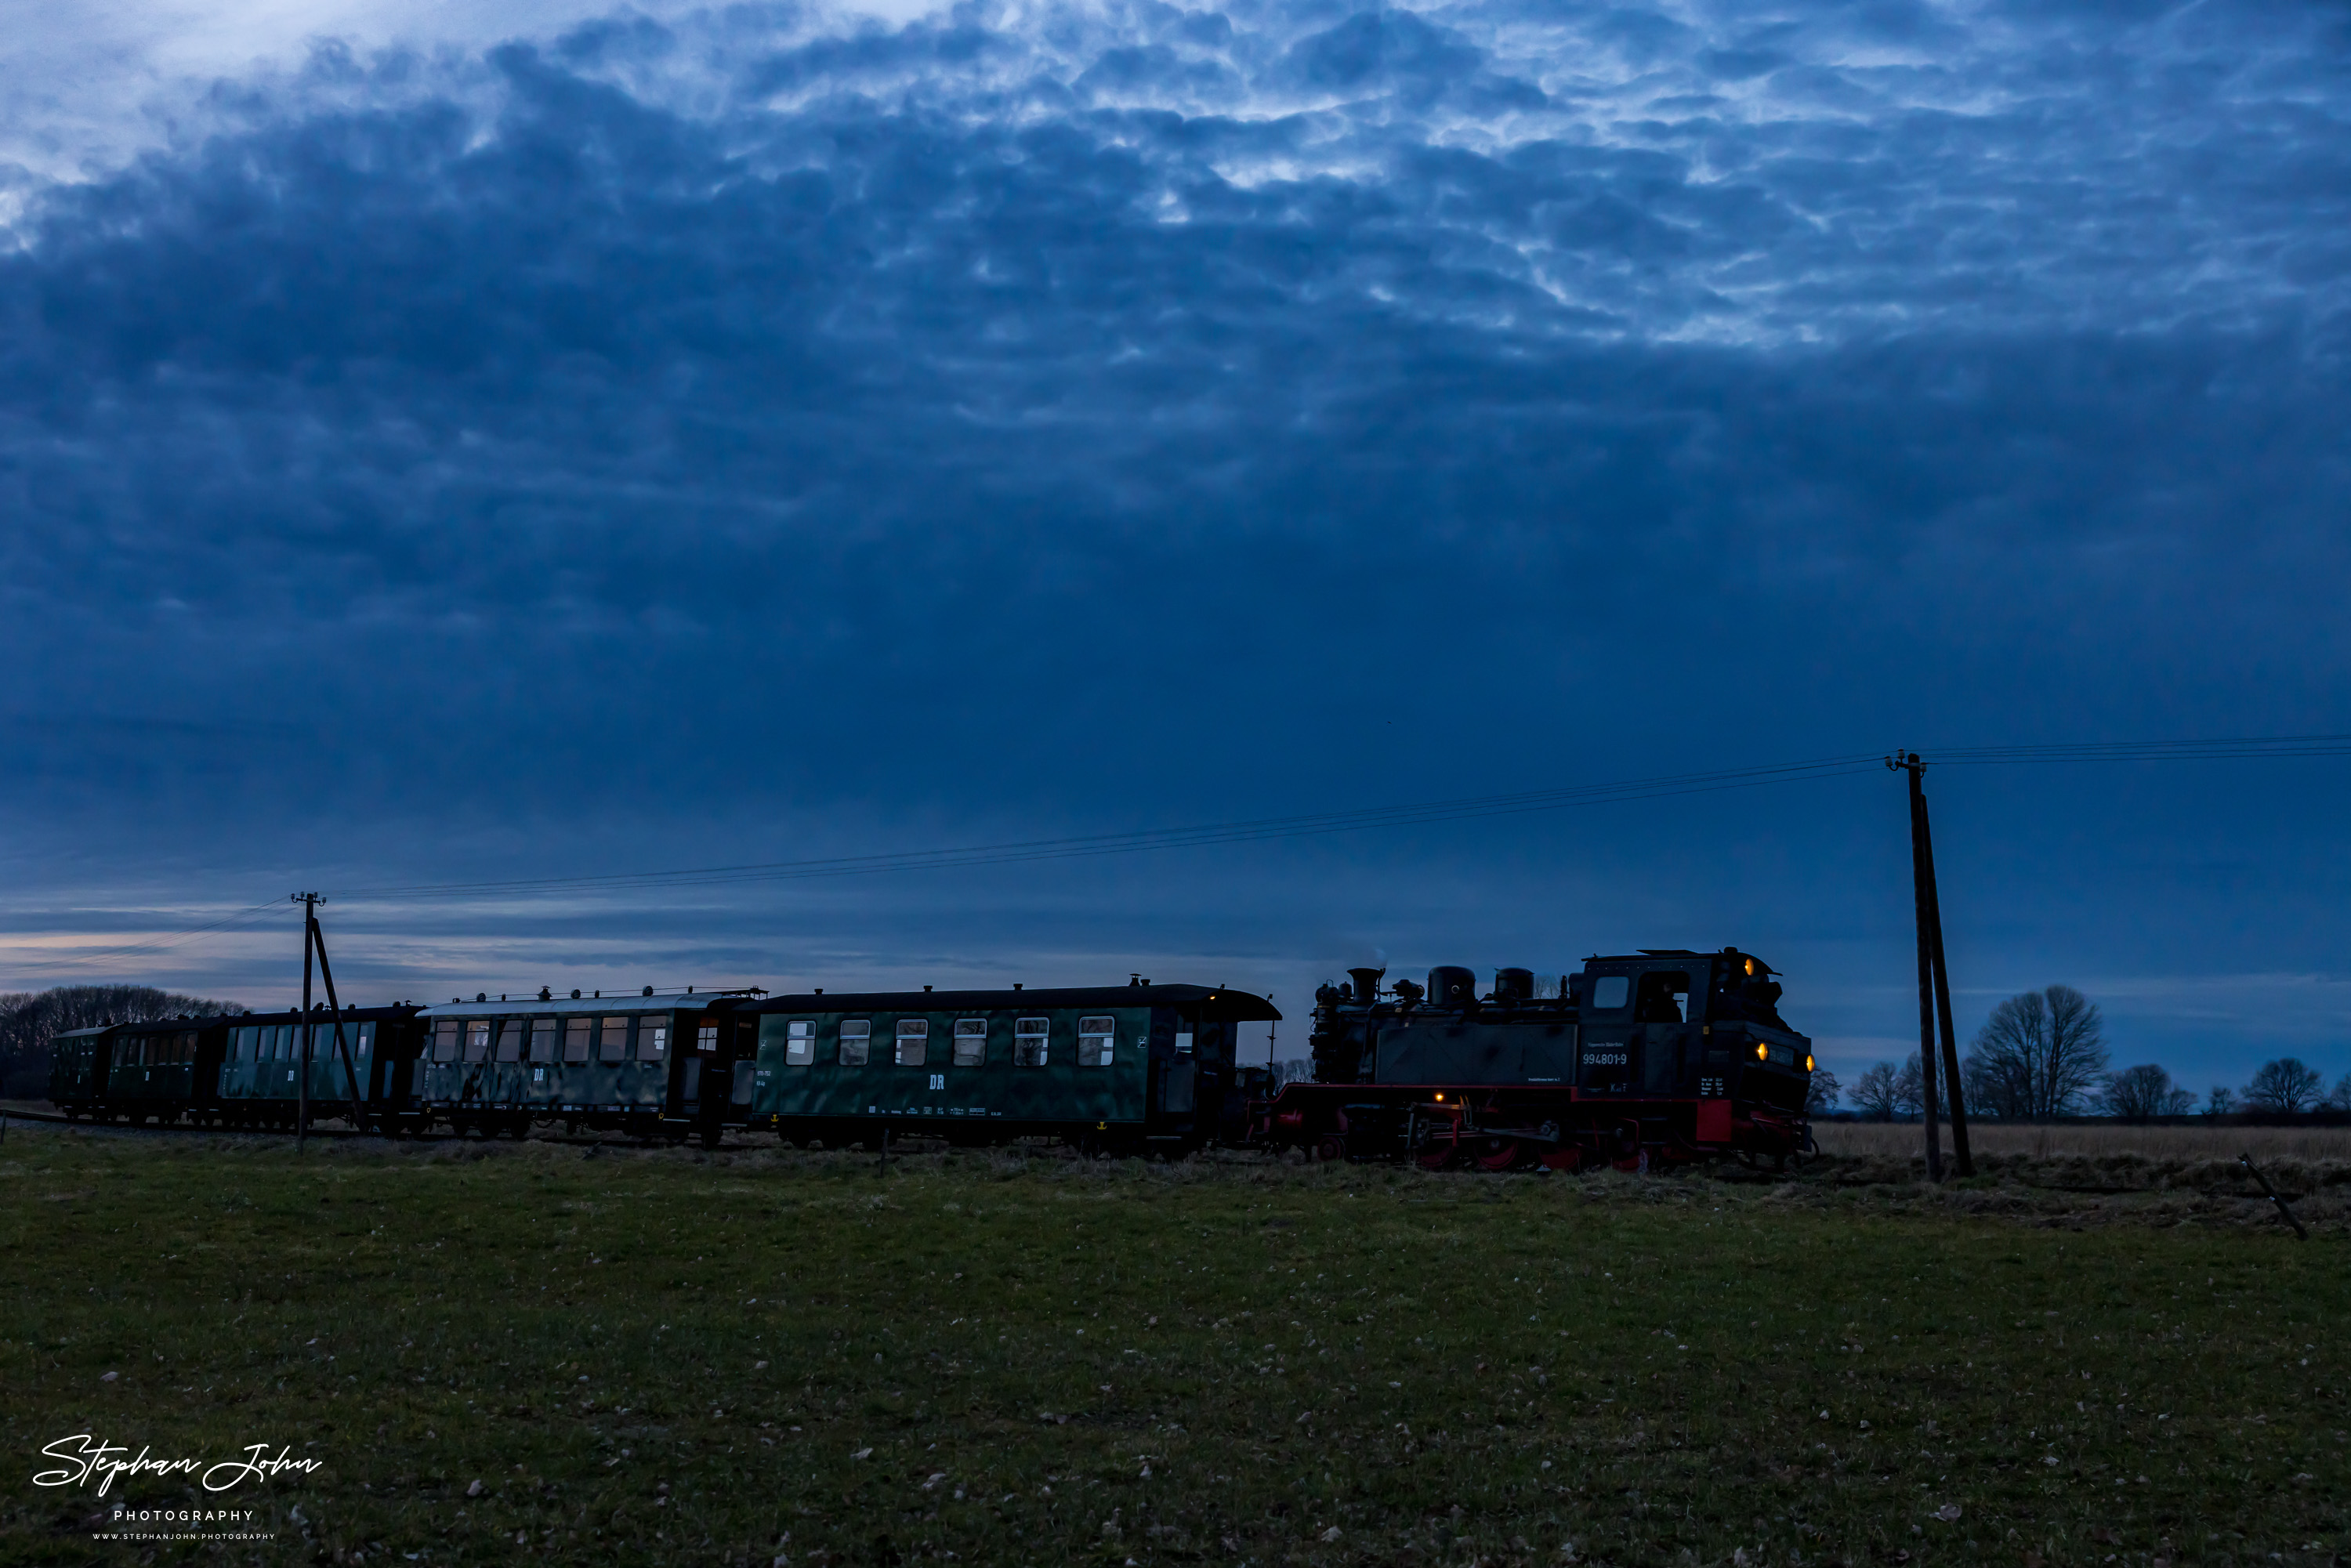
[1347,966,1386,1004]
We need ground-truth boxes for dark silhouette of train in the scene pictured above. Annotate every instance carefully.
[1261,948,1815,1169]
[48,948,1815,1166]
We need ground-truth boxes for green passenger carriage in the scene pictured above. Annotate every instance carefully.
[409,989,762,1143]
[748,982,1281,1153]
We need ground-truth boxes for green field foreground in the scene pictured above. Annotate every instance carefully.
[2,1134,2346,1567]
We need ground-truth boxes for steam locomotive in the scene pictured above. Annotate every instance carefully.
[1262,948,1816,1169]
[48,949,1815,1167]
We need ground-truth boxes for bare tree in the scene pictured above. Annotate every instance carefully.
[0,985,241,1099]
[2329,1072,2351,1114]
[1849,1062,1900,1121]
[1961,985,2110,1120]
[2242,1058,2324,1114]
[1892,1054,1925,1118]
[1806,1069,1841,1116]
[2100,1063,2193,1121]
[2203,1085,2237,1117]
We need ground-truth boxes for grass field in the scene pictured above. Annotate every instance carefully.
[2,1129,2346,1568]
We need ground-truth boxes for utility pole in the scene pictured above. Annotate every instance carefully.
[1916,779,1974,1178]
[295,894,314,1150]
[305,900,366,1135]
[291,894,367,1145]
[1886,754,1974,1180]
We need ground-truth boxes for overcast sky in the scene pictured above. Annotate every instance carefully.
[3,0,2348,1092]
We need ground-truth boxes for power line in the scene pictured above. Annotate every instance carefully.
[325,733,2351,905]
[17,732,2350,959]
[326,753,1892,902]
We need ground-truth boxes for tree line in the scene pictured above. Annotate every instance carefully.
[1828,984,2351,1121]
[0,986,242,1099]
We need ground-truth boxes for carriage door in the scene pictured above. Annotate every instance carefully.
[730,1019,757,1113]
[682,1016,721,1110]
[1157,1012,1197,1120]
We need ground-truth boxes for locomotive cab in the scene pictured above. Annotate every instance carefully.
[1576,950,1813,1139]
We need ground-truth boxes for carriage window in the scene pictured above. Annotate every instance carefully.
[1588,975,1631,1012]
[896,1019,929,1067]
[495,1021,525,1063]
[356,1022,375,1056]
[558,1018,588,1063]
[697,1024,719,1053]
[637,1017,668,1059]
[465,1022,492,1063]
[527,1019,555,1063]
[952,1018,987,1066]
[600,1017,632,1063]
[1175,1030,1194,1058]
[429,1021,457,1062]
[839,1019,871,1066]
[1014,1017,1049,1068]
[1078,1016,1116,1067]
[232,1026,255,1062]
[784,1019,815,1065]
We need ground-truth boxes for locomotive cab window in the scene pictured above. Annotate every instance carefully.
[1588,975,1631,1012]
[495,1021,527,1063]
[952,1018,987,1066]
[355,1022,375,1056]
[1014,1017,1049,1068]
[600,1017,632,1063]
[896,1019,929,1067]
[564,1018,592,1063]
[784,1019,815,1066]
[465,1022,493,1063]
[1078,1016,1116,1067]
[839,1019,871,1066]
[638,1017,668,1059]
[1634,971,1691,1024]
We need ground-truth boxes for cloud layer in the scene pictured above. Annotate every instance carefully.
[3,0,2349,1079]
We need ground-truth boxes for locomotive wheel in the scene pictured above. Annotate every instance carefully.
[1476,1138,1526,1172]
[1415,1132,1458,1171]
[1313,1134,1347,1164]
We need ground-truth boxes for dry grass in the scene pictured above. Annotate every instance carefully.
[1813,1119,2351,1164]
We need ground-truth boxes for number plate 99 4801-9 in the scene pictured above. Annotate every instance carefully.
[1583,1051,1628,1066]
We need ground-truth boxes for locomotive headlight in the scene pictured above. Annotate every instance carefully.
[1804,1053,1815,1073]
[1755,1043,1768,1063]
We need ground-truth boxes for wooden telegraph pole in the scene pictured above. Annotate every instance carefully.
[295,895,314,1149]
[292,893,368,1145]
[1888,754,1974,1180]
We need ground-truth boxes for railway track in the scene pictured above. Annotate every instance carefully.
[0,1104,770,1151]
